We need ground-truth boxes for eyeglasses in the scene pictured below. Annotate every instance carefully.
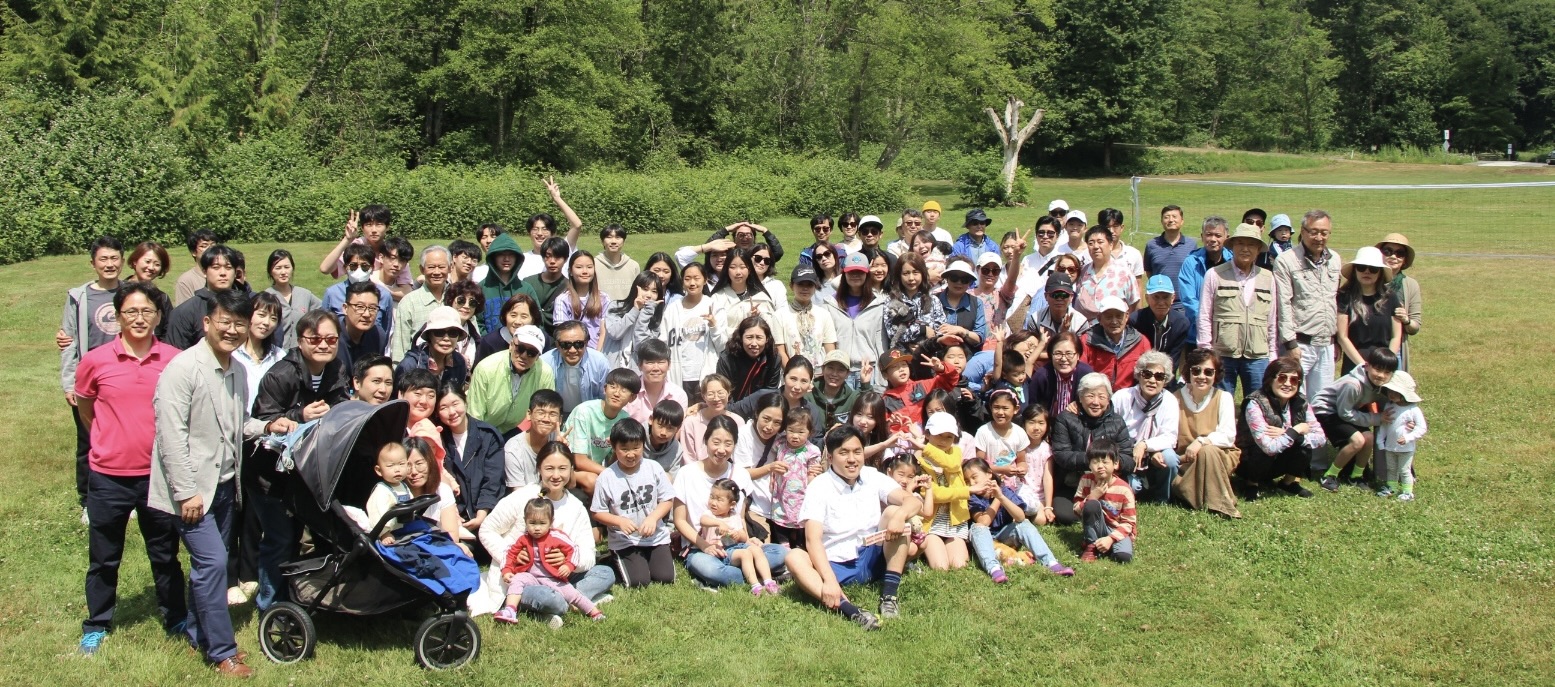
[345,262,372,271]
[1187,366,1216,378]
[119,308,158,321]
[1035,230,1058,238]
[752,255,770,265]
[1248,219,1266,227]
[946,274,973,283]
[1274,372,1302,384]
[302,334,340,346]
[1055,266,1079,275]
[451,296,477,308]
[557,340,587,351]
[427,330,461,340]
[702,390,729,401]
[1378,246,1407,258]
[860,228,882,236]
[345,302,377,314]
[979,266,1001,274]
[814,225,831,232]
[1138,371,1170,382]
[1050,350,1077,359]
[815,252,833,260]
[1048,291,1072,300]
[843,221,858,227]
[511,345,539,358]
[1355,265,1381,274]
[212,318,248,332]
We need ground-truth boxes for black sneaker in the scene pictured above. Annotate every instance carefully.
[878,595,900,620]
[1278,481,1314,498]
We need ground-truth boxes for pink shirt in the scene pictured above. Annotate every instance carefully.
[1075,259,1139,321]
[74,338,181,476]
[623,382,689,427]
[677,410,743,464]
[1196,262,1279,359]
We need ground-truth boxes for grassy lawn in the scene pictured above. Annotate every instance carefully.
[3,162,1554,685]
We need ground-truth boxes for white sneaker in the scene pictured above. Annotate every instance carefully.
[593,594,615,606]
[239,581,258,598]
[226,586,251,606]
[546,614,565,630]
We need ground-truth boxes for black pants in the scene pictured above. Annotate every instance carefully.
[73,403,91,506]
[1051,495,1081,526]
[611,545,675,588]
[1240,445,1308,484]
[83,471,186,634]
[767,523,807,550]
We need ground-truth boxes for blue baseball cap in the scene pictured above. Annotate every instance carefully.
[1145,275,1176,295]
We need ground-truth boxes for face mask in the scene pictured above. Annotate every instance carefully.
[347,268,371,284]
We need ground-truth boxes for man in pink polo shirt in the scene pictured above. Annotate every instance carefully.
[73,282,187,656]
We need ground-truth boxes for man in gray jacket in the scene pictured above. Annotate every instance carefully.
[60,236,124,521]
[150,289,295,677]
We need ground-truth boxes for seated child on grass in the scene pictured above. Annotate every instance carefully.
[963,458,1074,582]
[700,479,779,597]
[1074,438,1136,564]
[495,498,604,624]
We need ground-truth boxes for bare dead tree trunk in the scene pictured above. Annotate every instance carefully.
[984,97,1044,201]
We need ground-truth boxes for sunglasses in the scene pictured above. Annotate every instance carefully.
[451,296,477,307]
[1355,265,1381,274]
[1274,372,1302,385]
[511,345,539,358]
[843,221,858,227]
[1138,371,1169,382]
[980,266,1001,274]
[860,227,882,236]
[301,335,340,346]
[557,340,587,351]
[753,255,770,265]
[1187,366,1216,378]
[1055,266,1079,275]
[1048,291,1072,300]
[1035,230,1058,238]
[427,329,461,340]
[1378,246,1407,258]
[345,262,373,271]
[946,274,973,283]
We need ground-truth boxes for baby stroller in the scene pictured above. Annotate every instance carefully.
[256,400,481,670]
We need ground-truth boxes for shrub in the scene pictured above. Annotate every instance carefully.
[957,150,1032,207]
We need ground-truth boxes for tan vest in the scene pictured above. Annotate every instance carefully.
[1209,262,1273,358]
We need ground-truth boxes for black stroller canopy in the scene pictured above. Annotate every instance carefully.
[293,399,411,510]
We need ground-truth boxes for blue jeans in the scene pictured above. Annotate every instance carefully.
[248,488,295,611]
[970,521,1060,572]
[179,480,238,662]
[1217,356,1268,397]
[683,544,788,587]
[518,565,615,616]
[1129,447,1180,504]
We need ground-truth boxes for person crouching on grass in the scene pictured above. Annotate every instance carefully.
[1075,438,1137,564]
[784,425,923,631]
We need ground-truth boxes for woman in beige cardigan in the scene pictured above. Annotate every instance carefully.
[1376,233,1422,371]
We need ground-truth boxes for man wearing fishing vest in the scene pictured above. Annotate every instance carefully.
[1195,223,1279,397]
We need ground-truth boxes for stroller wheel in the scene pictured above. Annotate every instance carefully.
[258,602,316,664]
[414,613,481,670]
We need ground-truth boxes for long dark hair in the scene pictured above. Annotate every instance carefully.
[833,261,875,311]
[711,247,769,300]
[564,250,604,320]
[889,252,932,307]
[643,251,680,296]
[611,272,666,332]
[849,391,889,448]
[723,315,774,360]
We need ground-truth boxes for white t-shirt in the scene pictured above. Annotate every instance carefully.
[778,304,837,367]
[1014,245,1075,303]
[1114,245,1146,278]
[673,459,757,540]
[731,421,784,518]
[798,467,899,562]
[930,228,954,244]
[974,423,1031,470]
[660,296,715,386]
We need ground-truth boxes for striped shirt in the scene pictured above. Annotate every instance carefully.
[1074,474,1137,541]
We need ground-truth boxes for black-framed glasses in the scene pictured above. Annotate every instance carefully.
[860,227,882,236]
[752,255,770,265]
[557,340,587,351]
[1187,366,1216,378]
[1378,246,1407,258]
[1138,371,1169,382]
[511,345,539,358]
[1356,265,1381,274]
[345,262,372,271]
[1035,230,1058,238]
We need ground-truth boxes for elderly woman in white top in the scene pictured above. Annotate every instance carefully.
[475,442,615,626]
[1110,351,1180,504]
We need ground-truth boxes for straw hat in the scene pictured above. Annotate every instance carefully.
[1375,233,1415,271]
[1341,246,1395,284]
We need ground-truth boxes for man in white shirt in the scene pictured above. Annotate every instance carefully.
[783,425,921,631]
[1014,215,1075,304]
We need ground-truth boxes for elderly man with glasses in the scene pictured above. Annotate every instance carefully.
[467,324,556,438]
[542,320,612,420]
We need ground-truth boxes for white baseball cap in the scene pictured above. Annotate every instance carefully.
[1098,296,1131,314]
[1048,199,1069,212]
[512,325,545,352]
[1064,210,1088,225]
[925,412,959,437]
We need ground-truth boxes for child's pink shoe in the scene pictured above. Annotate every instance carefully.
[493,606,519,624]
[751,583,764,597]
[989,566,1008,584]
[1048,562,1075,577]
[763,580,780,595]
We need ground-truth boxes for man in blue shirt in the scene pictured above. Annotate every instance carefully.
[1175,216,1230,325]
[541,320,610,419]
[1129,275,1195,371]
[952,209,1000,263]
[1143,205,1197,283]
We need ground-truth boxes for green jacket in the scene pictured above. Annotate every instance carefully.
[481,233,535,332]
[466,352,556,435]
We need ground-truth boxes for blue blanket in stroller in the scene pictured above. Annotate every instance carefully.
[375,521,480,596]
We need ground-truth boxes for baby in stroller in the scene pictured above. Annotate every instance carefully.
[494,498,605,624]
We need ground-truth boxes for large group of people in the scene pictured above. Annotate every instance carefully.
[60,179,1431,673]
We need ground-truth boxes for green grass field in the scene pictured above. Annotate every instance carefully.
[3,161,1554,686]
